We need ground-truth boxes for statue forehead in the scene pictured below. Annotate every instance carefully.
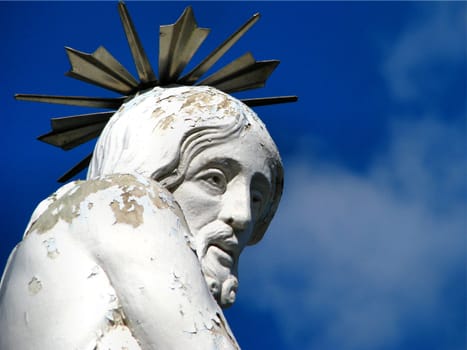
[109,85,273,147]
[121,86,252,124]
[89,84,280,182]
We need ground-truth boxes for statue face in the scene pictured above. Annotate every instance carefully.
[87,86,283,306]
[172,131,273,307]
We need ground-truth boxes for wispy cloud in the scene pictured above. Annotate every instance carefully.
[240,116,465,350]
[382,4,465,102]
[238,4,465,350]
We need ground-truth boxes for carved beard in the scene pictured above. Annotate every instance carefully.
[192,221,239,308]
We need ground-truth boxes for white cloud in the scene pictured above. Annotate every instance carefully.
[235,4,465,349]
[239,117,465,350]
[382,4,465,101]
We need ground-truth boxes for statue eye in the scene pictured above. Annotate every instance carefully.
[251,190,265,217]
[250,173,271,217]
[251,191,263,205]
[199,169,227,194]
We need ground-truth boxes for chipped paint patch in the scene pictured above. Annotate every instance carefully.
[148,190,168,209]
[105,308,125,327]
[142,185,171,210]
[28,276,42,295]
[42,237,60,259]
[109,198,143,228]
[151,106,163,119]
[28,174,170,234]
[93,325,141,350]
[158,114,175,130]
[109,183,147,228]
[91,285,141,349]
[28,180,113,234]
[22,182,77,237]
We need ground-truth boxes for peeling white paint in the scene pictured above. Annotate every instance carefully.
[27,276,42,295]
[42,237,60,259]
[0,85,282,350]
[93,325,141,350]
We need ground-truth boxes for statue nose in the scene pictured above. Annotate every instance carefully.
[219,185,252,232]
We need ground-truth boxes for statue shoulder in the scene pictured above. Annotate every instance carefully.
[25,174,188,240]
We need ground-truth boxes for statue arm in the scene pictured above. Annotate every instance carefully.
[77,175,240,349]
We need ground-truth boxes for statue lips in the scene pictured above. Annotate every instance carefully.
[209,234,238,269]
[196,222,239,270]
[210,244,235,268]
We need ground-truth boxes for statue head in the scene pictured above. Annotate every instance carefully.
[87,85,283,307]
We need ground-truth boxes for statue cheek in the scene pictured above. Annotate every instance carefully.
[188,197,222,232]
[173,182,221,231]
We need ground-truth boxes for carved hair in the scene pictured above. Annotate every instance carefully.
[87,86,283,244]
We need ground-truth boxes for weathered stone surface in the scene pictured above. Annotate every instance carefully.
[0,86,282,350]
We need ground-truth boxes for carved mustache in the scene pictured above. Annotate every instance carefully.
[194,221,238,261]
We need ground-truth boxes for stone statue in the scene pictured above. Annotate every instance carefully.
[0,4,295,349]
[0,86,283,349]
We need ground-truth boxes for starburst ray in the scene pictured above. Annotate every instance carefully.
[91,46,139,88]
[65,47,137,94]
[241,96,299,107]
[118,2,157,84]
[15,94,125,109]
[50,111,114,132]
[16,3,297,182]
[58,153,93,183]
[179,13,260,85]
[159,7,210,84]
[205,60,280,93]
[38,121,107,150]
[197,52,255,86]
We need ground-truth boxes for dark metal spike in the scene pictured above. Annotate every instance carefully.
[65,47,134,94]
[15,94,125,109]
[118,2,157,84]
[51,111,114,132]
[210,60,280,93]
[38,122,107,150]
[241,95,298,107]
[158,24,174,84]
[159,7,210,84]
[92,46,139,88]
[58,153,93,183]
[197,52,255,86]
[179,13,260,85]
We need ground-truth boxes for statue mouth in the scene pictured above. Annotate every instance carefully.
[210,244,235,268]
[196,222,239,269]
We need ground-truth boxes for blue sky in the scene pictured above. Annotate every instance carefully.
[1,2,465,350]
